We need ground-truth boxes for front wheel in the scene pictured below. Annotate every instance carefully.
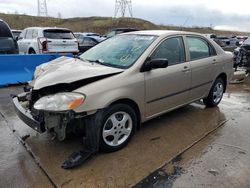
[99,104,137,152]
[203,78,224,107]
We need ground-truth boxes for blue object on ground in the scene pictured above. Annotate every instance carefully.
[0,54,73,86]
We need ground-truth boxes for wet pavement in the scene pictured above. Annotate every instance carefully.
[0,77,250,188]
[135,77,250,188]
[0,87,53,188]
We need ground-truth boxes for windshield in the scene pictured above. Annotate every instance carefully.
[80,34,157,69]
[43,29,75,39]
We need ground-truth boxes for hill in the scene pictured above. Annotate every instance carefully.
[0,13,249,36]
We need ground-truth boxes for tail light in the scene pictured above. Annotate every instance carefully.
[37,37,48,53]
[41,41,48,51]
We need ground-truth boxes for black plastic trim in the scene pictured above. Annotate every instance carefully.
[13,97,45,133]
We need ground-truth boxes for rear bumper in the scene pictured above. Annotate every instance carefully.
[12,97,45,133]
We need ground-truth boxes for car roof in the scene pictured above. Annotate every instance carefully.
[123,30,203,37]
[11,29,22,32]
[24,27,71,31]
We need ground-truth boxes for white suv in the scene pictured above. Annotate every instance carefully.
[18,27,79,54]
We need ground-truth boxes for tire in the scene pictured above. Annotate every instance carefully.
[28,49,36,54]
[203,78,224,107]
[99,103,137,152]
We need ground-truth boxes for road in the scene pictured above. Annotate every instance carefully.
[0,77,249,188]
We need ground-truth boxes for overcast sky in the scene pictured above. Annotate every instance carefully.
[1,0,250,32]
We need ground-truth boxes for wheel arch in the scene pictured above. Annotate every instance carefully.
[28,47,36,54]
[109,98,141,130]
[216,72,227,92]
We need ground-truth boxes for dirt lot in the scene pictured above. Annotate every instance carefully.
[0,77,250,188]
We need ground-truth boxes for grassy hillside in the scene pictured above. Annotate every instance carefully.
[0,13,249,36]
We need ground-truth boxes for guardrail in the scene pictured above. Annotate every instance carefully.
[0,54,73,86]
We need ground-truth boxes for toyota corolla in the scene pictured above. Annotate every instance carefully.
[13,30,234,153]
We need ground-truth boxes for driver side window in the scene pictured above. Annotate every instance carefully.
[151,37,185,66]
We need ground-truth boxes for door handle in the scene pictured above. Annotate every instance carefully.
[182,66,190,72]
[212,59,216,64]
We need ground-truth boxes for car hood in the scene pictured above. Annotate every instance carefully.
[31,56,124,90]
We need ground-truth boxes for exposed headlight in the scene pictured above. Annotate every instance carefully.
[34,92,85,111]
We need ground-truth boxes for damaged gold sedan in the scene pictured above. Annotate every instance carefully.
[13,30,234,162]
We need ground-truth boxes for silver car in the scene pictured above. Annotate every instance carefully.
[13,30,234,153]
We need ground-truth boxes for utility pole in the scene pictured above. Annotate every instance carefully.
[114,0,133,18]
[37,0,48,17]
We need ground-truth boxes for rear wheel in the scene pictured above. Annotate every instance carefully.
[28,49,36,54]
[99,104,137,152]
[203,78,224,107]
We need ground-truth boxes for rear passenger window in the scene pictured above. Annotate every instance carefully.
[151,37,185,66]
[187,37,216,61]
[32,30,38,38]
[25,29,33,39]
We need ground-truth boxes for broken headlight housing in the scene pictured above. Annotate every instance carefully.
[33,92,85,111]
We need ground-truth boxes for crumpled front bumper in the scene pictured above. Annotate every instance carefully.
[13,97,45,133]
[13,92,88,141]
[13,92,103,168]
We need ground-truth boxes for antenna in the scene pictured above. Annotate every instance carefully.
[114,0,133,18]
[37,0,48,17]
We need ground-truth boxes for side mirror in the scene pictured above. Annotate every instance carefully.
[141,58,168,72]
[15,36,19,41]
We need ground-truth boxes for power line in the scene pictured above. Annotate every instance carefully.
[114,0,133,18]
[37,0,48,17]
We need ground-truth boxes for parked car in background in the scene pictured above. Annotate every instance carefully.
[228,37,239,46]
[237,36,248,46]
[18,27,79,54]
[105,28,139,38]
[82,32,106,42]
[74,32,103,53]
[204,33,217,39]
[0,19,19,54]
[11,29,22,40]
[214,36,230,47]
[13,30,233,153]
